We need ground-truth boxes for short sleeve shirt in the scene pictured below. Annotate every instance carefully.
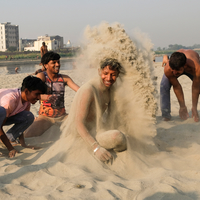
[0,88,30,117]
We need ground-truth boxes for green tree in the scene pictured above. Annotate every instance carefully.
[7,46,17,52]
[157,47,162,51]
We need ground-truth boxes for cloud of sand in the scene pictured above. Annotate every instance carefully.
[80,22,158,152]
[36,22,158,178]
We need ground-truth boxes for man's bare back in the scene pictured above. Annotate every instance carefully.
[165,49,200,78]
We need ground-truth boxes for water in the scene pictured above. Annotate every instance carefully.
[155,56,163,62]
[0,60,74,75]
[0,56,163,75]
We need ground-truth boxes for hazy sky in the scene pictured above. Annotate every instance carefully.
[1,0,200,49]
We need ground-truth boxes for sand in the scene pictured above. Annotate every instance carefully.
[1,22,200,200]
[0,63,200,200]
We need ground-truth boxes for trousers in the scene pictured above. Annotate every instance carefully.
[160,72,193,118]
[0,106,34,141]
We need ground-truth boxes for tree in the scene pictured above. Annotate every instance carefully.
[157,47,162,51]
[7,46,17,52]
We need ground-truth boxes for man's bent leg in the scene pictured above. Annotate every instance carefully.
[160,74,172,120]
[0,107,7,127]
[96,130,127,152]
[0,107,18,153]
[24,115,53,138]
[5,111,34,141]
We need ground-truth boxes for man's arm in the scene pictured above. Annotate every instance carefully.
[192,76,200,121]
[36,72,50,101]
[63,75,79,92]
[40,47,43,57]
[165,68,188,120]
[45,46,48,53]
[0,118,17,158]
[162,55,169,67]
[25,103,31,111]
[75,87,112,162]
[191,66,200,122]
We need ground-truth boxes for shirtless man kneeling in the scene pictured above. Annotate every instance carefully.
[68,58,127,162]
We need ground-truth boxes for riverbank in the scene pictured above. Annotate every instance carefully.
[0,57,75,66]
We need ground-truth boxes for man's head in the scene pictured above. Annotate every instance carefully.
[42,42,45,46]
[169,52,187,76]
[99,58,122,88]
[21,76,47,104]
[41,51,60,74]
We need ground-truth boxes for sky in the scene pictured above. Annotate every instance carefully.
[1,0,200,50]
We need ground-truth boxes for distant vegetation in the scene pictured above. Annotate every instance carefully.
[155,44,200,55]
[7,46,17,52]
[0,47,80,61]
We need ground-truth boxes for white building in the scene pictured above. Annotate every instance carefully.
[66,40,71,47]
[0,22,19,52]
[19,38,36,52]
[33,34,64,51]
[24,46,36,51]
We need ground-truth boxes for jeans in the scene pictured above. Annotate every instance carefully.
[160,72,193,119]
[0,106,34,141]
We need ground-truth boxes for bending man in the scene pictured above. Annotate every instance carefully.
[160,49,200,121]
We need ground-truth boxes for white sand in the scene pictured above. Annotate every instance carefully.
[1,22,200,199]
[0,63,200,200]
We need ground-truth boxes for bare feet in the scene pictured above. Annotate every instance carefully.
[8,149,18,158]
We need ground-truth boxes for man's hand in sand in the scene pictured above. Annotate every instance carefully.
[9,149,18,158]
[179,106,189,120]
[192,107,199,122]
[94,146,113,162]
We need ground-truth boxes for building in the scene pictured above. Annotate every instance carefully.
[34,34,64,51]
[66,40,71,47]
[0,22,19,52]
[19,38,36,52]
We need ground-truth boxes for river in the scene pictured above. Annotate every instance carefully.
[0,59,74,75]
[0,56,163,75]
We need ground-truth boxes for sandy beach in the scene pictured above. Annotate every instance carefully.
[0,62,200,200]
[1,22,200,200]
